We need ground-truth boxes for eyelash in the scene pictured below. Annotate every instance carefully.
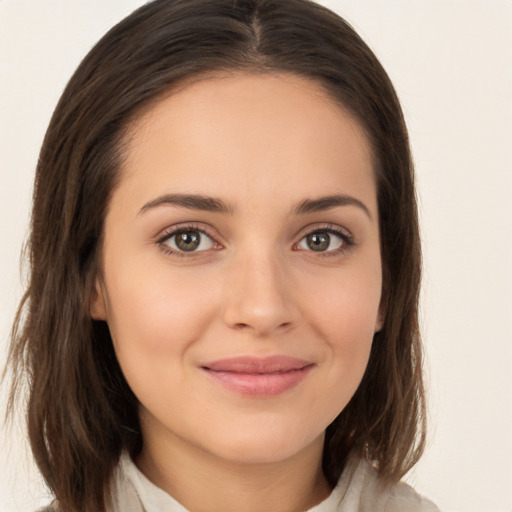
[294,224,354,257]
[156,223,220,259]
[155,223,354,258]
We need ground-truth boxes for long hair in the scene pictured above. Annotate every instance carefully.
[4,1,425,510]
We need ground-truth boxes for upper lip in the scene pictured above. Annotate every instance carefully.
[202,356,313,374]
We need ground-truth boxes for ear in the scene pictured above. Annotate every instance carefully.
[90,278,107,320]
[374,302,385,333]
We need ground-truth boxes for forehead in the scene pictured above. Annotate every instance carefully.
[116,72,376,215]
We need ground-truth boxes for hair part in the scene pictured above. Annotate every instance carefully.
[4,1,425,510]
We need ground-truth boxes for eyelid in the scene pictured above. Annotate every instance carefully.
[153,221,354,258]
[293,223,354,255]
[294,223,353,240]
[155,222,210,243]
[155,222,223,256]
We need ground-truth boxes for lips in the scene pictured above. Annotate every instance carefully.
[201,356,314,397]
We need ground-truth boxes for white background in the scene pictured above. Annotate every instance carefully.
[1,1,511,511]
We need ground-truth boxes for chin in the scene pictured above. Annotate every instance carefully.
[200,426,324,466]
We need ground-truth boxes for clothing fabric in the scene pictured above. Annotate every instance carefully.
[105,451,440,512]
[37,451,440,511]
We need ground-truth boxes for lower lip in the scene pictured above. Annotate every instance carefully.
[203,366,313,397]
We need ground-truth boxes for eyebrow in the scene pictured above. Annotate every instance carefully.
[138,192,371,219]
[294,194,372,219]
[138,193,234,215]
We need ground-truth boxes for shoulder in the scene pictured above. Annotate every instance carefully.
[35,505,57,512]
[331,455,441,512]
[360,460,440,512]
[382,480,440,512]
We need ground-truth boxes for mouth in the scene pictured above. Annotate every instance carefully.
[201,356,314,397]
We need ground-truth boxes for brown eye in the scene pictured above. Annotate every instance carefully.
[162,229,214,253]
[297,230,345,253]
[306,232,330,251]
[176,231,200,251]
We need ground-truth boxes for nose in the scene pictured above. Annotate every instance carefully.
[222,251,298,337]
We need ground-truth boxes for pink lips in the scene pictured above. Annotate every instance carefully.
[201,356,314,397]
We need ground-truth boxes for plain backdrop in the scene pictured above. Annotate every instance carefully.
[1,1,511,511]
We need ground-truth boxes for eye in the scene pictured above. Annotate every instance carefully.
[160,228,215,253]
[296,229,348,253]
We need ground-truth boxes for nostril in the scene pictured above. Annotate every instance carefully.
[232,320,293,334]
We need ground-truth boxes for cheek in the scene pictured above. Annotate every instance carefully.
[102,266,223,417]
[304,264,381,338]
[299,263,381,387]
[103,262,219,376]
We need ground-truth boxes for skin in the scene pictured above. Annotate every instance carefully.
[91,72,383,512]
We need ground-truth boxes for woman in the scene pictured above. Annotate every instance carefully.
[5,0,439,510]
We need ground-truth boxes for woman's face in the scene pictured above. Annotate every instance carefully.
[92,73,382,466]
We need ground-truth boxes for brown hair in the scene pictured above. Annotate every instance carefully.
[4,0,425,510]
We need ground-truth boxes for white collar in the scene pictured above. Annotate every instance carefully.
[115,451,365,512]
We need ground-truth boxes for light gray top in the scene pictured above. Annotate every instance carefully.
[106,451,440,512]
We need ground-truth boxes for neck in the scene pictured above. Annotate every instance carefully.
[135,423,331,512]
